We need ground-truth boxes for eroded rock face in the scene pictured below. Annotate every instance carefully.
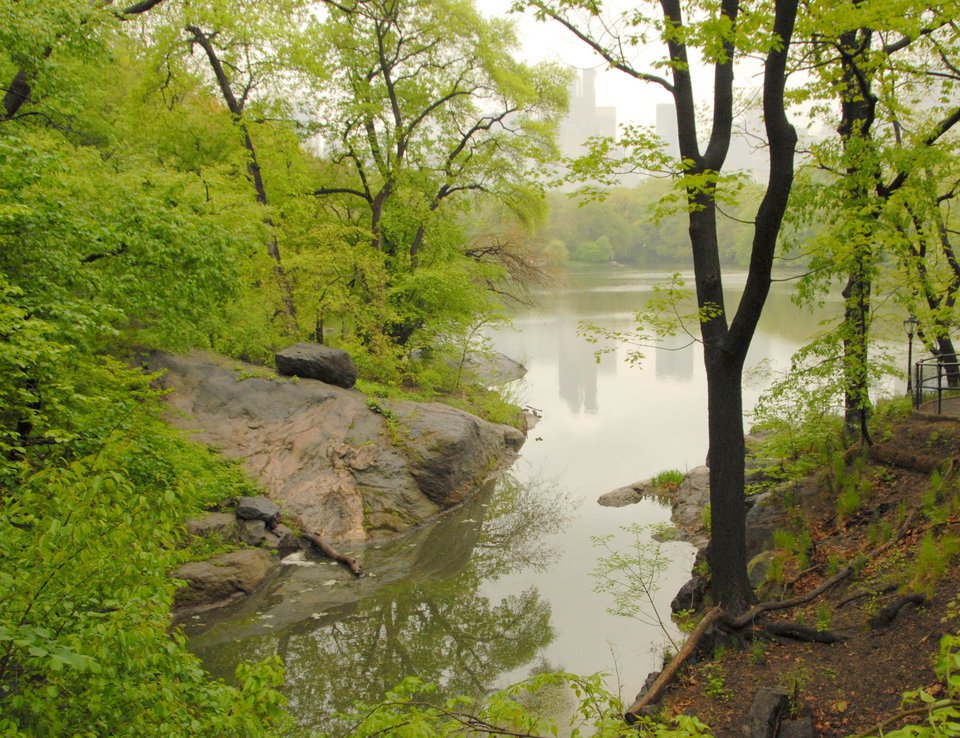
[151,352,523,542]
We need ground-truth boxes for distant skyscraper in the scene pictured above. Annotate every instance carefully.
[558,69,617,158]
[655,103,680,160]
[655,99,773,181]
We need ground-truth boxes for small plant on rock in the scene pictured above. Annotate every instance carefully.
[653,469,686,492]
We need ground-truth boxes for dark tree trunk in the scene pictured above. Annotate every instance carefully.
[704,353,754,611]
[657,0,798,613]
[842,266,872,442]
[934,336,960,388]
[188,25,299,332]
[3,1,167,120]
[3,67,35,119]
[834,27,878,443]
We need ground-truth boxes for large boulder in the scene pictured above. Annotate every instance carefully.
[151,352,523,542]
[275,342,357,388]
[173,549,278,611]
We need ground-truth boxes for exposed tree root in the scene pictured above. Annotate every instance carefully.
[725,510,919,631]
[622,511,926,723]
[759,622,847,643]
[837,582,897,609]
[868,593,926,629]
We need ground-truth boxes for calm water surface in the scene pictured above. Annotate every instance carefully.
[186,266,841,732]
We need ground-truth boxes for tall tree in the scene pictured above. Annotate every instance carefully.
[307,0,568,350]
[786,0,960,438]
[525,0,799,612]
[175,0,305,331]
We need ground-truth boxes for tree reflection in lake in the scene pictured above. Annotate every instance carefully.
[186,473,574,732]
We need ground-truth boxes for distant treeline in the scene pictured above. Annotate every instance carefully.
[538,178,817,268]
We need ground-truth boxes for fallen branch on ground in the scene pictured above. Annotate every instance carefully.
[624,606,723,722]
[296,520,363,576]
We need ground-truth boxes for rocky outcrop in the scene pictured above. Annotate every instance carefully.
[600,467,712,550]
[275,342,357,388]
[151,351,523,543]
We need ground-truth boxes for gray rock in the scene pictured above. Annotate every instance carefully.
[671,571,709,614]
[745,491,785,558]
[598,481,651,507]
[236,496,281,526]
[748,687,789,738]
[778,717,817,738]
[186,512,237,539]
[263,523,300,555]
[275,342,357,388]
[748,550,777,589]
[173,549,278,611]
[458,351,527,386]
[384,399,526,506]
[239,519,267,546]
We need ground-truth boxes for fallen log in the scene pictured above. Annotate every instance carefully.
[297,521,363,577]
[624,606,723,723]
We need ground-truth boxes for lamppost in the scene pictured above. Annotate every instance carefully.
[904,315,919,400]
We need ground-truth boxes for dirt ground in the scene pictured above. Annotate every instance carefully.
[657,415,960,737]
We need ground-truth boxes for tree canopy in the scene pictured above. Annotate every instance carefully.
[0,0,566,732]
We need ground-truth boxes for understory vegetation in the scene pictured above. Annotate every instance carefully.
[5,0,960,735]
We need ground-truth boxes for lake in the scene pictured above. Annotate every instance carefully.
[186,265,858,733]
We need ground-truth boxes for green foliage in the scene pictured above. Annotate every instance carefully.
[571,235,615,263]
[541,178,772,269]
[911,532,960,595]
[701,663,730,701]
[591,523,683,653]
[0,356,288,735]
[815,602,832,633]
[772,528,813,572]
[301,0,569,358]
[870,634,960,737]
[653,469,687,491]
[320,671,714,738]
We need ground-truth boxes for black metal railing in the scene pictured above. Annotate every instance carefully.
[913,356,960,414]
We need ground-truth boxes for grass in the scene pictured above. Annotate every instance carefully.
[653,469,686,491]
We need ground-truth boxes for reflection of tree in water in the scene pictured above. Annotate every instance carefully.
[190,472,573,733]
[471,473,573,579]
[282,584,552,731]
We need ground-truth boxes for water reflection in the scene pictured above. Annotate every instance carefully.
[655,333,695,381]
[186,474,573,732]
[558,318,600,414]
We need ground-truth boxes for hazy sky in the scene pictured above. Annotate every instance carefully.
[481,1,678,129]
